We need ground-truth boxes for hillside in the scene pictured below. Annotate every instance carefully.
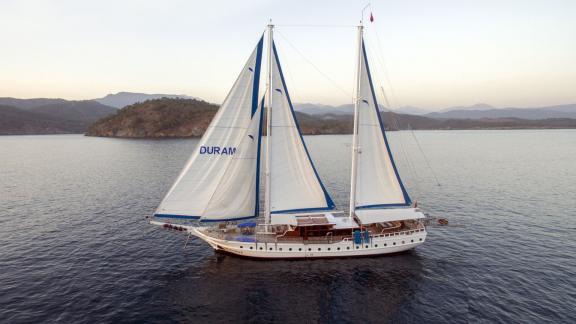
[0,98,117,135]
[86,98,218,137]
[85,98,576,138]
[0,105,87,135]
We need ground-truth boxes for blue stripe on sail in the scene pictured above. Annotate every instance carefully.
[154,214,201,219]
[200,215,257,222]
[272,42,336,211]
[361,40,412,206]
[356,203,411,210]
[251,35,264,117]
[271,207,335,214]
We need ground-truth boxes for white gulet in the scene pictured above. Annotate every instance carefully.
[149,23,427,259]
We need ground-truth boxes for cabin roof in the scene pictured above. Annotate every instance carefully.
[270,211,359,229]
[355,208,425,225]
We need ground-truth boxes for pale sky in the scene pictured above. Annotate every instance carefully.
[1,0,575,109]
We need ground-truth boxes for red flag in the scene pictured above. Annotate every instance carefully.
[370,12,374,22]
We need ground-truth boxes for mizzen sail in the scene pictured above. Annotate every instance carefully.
[353,40,411,209]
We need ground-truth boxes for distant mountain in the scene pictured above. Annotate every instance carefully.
[0,97,68,109]
[0,105,87,135]
[426,104,576,120]
[85,98,576,138]
[439,103,495,112]
[294,103,354,115]
[94,92,198,108]
[0,97,117,135]
[392,106,431,115]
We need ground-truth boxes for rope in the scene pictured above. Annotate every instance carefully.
[275,31,353,99]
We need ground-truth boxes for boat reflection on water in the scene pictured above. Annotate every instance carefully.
[159,251,425,322]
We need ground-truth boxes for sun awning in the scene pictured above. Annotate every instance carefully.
[355,208,425,225]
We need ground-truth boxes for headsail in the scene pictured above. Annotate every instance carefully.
[352,40,411,209]
[155,36,264,220]
[268,42,335,214]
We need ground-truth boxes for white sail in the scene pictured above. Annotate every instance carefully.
[155,37,264,220]
[353,41,411,209]
[268,42,335,214]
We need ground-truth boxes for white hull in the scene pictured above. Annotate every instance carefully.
[191,226,426,259]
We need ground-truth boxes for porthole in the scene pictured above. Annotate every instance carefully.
[356,246,359,249]
[240,246,243,249]
[419,238,423,241]
[347,246,350,250]
[250,246,253,250]
[327,248,331,251]
[384,243,387,246]
[259,247,263,250]
[411,239,414,243]
[402,241,405,244]
[308,248,312,251]
[289,248,292,251]
[375,244,378,247]
[318,248,321,251]
[365,245,369,248]
[269,247,273,250]
[393,242,396,246]
[337,247,341,250]
[279,248,282,251]
[299,248,302,251]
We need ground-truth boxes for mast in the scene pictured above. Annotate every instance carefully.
[349,24,363,220]
[265,23,274,225]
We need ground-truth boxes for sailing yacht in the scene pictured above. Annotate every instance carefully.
[149,23,427,259]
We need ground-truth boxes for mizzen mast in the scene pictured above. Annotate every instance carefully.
[349,24,363,220]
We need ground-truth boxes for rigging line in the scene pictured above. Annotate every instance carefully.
[275,31,353,100]
[366,37,421,199]
[366,32,441,190]
[407,124,442,187]
[275,24,356,28]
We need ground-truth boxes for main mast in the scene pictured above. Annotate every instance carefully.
[264,23,274,225]
[349,24,363,220]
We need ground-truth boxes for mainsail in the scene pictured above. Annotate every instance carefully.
[352,40,411,209]
[268,42,335,214]
[155,36,264,221]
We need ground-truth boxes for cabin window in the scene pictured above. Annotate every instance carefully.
[384,243,387,247]
[289,248,292,251]
[250,247,253,249]
[240,246,243,249]
[411,239,414,243]
[279,248,282,251]
[299,248,302,251]
[356,246,359,249]
[420,238,423,241]
[402,241,405,244]
[375,244,378,247]
[327,248,331,251]
[347,247,350,250]
[365,245,369,248]
[259,247,263,250]
[318,248,321,251]
[269,248,273,250]
[308,248,312,251]
[337,247,341,250]
[393,242,396,246]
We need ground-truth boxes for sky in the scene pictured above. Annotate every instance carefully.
[0,0,575,110]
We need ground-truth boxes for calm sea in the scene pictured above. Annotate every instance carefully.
[0,131,575,323]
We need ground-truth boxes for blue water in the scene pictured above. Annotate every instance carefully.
[0,131,575,323]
